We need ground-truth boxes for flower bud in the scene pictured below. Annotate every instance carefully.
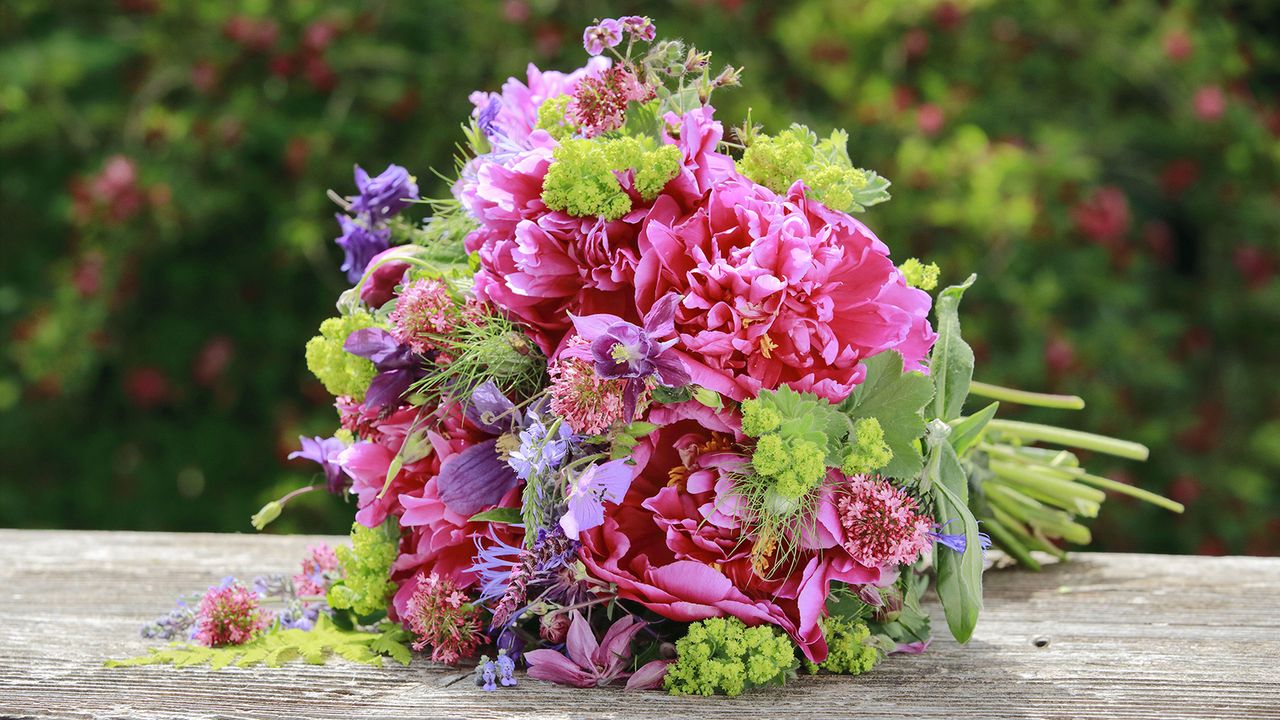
[539,611,572,644]
[250,500,282,531]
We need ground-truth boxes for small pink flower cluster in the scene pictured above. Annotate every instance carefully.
[192,580,272,647]
[835,475,933,568]
[293,544,340,597]
[403,572,486,664]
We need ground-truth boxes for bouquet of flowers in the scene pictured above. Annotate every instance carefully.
[119,17,1181,695]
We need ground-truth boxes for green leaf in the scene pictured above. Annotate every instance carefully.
[930,274,977,422]
[840,352,935,479]
[467,507,523,525]
[929,442,984,643]
[848,171,891,212]
[651,385,692,404]
[948,401,999,457]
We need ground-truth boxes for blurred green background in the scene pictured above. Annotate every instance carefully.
[1,0,1277,554]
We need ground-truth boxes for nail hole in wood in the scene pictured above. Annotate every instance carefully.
[1032,636,1050,648]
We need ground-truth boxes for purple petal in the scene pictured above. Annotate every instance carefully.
[653,354,692,387]
[465,381,517,434]
[643,293,680,337]
[594,615,644,674]
[592,459,635,503]
[893,640,931,655]
[568,312,627,342]
[564,611,599,669]
[857,584,884,607]
[434,439,518,517]
[363,368,415,409]
[625,659,672,691]
[343,328,401,364]
[524,649,595,688]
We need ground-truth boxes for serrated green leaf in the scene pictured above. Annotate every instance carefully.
[849,171,891,212]
[467,506,523,524]
[840,352,934,479]
[931,274,977,422]
[929,442,984,643]
[948,401,999,457]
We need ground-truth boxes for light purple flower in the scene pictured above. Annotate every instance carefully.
[507,413,573,481]
[288,435,351,494]
[566,293,692,420]
[559,459,633,539]
[350,164,418,222]
[619,16,655,41]
[582,19,623,56]
[335,215,391,284]
[524,610,645,687]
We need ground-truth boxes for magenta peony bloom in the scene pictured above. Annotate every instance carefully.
[634,176,936,403]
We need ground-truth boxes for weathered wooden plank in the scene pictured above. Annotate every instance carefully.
[0,529,1276,719]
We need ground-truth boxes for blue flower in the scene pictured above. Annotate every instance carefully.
[928,521,993,555]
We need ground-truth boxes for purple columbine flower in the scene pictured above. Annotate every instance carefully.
[582,19,623,56]
[559,459,633,539]
[288,435,352,494]
[566,293,692,421]
[343,327,425,411]
[619,16,655,41]
[349,164,418,222]
[335,214,391,284]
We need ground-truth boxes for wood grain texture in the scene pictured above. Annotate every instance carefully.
[0,529,1276,720]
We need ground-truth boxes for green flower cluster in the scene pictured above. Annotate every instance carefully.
[304,313,380,399]
[751,433,827,501]
[327,521,399,616]
[840,417,893,475]
[535,95,575,140]
[805,616,880,675]
[665,617,799,696]
[898,258,940,292]
[540,136,681,220]
[738,125,890,213]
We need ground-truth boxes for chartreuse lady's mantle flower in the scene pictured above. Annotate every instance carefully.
[805,616,880,675]
[327,521,398,616]
[898,258,940,291]
[738,125,890,214]
[664,616,799,696]
[840,417,892,476]
[541,136,680,219]
[304,312,380,399]
[751,433,827,504]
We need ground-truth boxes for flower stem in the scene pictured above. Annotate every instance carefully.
[969,381,1085,410]
[987,419,1149,461]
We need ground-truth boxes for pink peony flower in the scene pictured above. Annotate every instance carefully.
[578,403,886,662]
[634,176,936,403]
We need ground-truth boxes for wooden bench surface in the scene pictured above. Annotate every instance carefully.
[1,529,1276,719]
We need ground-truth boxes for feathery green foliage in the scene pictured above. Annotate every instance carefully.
[106,617,412,669]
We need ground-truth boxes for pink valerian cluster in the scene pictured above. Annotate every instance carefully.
[567,65,655,137]
[834,476,933,568]
[403,572,486,664]
[548,337,629,435]
[294,544,340,597]
[388,278,456,353]
[192,579,272,647]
